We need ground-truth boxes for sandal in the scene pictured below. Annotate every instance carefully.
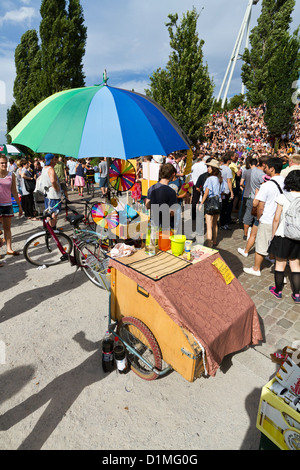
[6,251,20,256]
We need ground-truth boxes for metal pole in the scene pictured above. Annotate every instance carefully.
[222,2,252,107]
[218,0,258,107]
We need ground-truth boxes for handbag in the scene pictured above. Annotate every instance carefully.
[204,195,221,215]
[24,178,36,193]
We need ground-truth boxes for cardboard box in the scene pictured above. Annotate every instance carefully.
[256,378,300,450]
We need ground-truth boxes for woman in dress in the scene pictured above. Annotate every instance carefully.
[0,154,23,262]
[74,160,85,196]
[198,159,224,248]
[268,170,300,303]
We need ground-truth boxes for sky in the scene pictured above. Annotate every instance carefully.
[0,0,300,143]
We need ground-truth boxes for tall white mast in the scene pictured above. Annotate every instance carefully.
[217,0,260,107]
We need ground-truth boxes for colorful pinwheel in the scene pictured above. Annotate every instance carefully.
[109,159,136,192]
[91,203,119,229]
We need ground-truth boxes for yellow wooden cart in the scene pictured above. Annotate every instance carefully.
[109,265,205,381]
[107,246,262,382]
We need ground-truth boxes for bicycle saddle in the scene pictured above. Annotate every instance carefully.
[66,214,84,226]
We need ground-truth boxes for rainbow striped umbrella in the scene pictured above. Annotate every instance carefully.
[9,83,190,160]
[109,159,136,192]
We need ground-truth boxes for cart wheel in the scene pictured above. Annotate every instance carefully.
[117,316,162,381]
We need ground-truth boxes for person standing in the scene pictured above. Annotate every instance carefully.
[20,160,37,219]
[267,170,300,303]
[40,154,62,228]
[243,157,284,276]
[66,157,77,191]
[198,159,225,248]
[99,157,108,198]
[55,156,68,198]
[191,154,207,230]
[219,152,234,230]
[146,163,178,231]
[0,154,23,259]
[74,159,85,196]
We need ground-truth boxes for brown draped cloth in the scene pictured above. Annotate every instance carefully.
[109,252,262,376]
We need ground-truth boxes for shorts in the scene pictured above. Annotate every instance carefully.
[255,223,272,256]
[0,204,14,217]
[243,198,254,225]
[99,176,108,188]
[69,174,76,181]
[44,198,62,213]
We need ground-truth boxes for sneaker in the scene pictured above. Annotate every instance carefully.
[220,224,232,230]
[243,235,247,241]
[269,286,282,299]
[265,255,275,264]
[292,294,300,304]
[243,266,261,276]
[238,247,248,258]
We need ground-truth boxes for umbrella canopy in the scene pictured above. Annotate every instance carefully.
[0,144,22,156]
[9,84,190,160]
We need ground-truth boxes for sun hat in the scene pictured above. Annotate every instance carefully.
[153,155,164,164]
[205,158,220,169]
[45,153,55,165]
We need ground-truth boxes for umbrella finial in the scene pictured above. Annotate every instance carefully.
[103,69,108,86]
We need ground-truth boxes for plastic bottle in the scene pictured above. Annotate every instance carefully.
[114,336,129,374]
[102,331,114,372]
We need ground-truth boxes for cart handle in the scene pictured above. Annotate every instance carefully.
[137,285,149,298]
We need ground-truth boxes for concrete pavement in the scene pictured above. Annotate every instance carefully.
[0,189,299,451]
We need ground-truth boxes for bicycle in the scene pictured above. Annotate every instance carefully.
[64,196,96,231]
[85,176,95,198]
[23,202,110,289]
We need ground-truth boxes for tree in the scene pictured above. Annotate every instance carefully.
[241,0,299,106]
[264,28,300,142]
[146,8,214,144]
[7,0,87,136]
[6,30,43,133]
[39,0,87,97]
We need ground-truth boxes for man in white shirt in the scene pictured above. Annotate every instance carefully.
[191,154,207,230]
[244,157,284,276]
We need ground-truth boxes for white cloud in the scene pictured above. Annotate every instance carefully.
[0,6,37,27]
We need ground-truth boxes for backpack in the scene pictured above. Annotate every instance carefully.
[34,174,48,198]
[284,193,300,241]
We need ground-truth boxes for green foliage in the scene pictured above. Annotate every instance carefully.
[7,30,43,133]
[7,0,87,136]
[40,0,87,97]
[242,0,300,137]
[146,8,214,145]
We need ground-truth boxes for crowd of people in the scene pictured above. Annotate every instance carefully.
[1,103,300,304]
[0,154,100,264]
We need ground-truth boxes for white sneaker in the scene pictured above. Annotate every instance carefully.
[238,247,248,258]
[243,266,261,276]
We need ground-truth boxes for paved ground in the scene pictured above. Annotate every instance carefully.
[0,188,299,451]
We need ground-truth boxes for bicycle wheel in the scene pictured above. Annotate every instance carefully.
[86,209,96,231]
[24,231,73,267]
[75,240,109,289]
[117,316,162,381]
